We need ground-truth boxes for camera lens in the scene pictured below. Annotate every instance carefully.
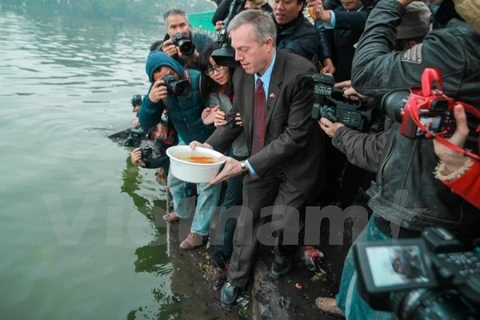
[179,40,195,56]
[381,91,410,123]
[391,289,472,320]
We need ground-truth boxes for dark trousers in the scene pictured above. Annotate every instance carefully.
[228,171,306,288]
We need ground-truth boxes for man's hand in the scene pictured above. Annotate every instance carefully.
[215,20,225,32]
[334,80,369,101]
[149,80,168,103]
[130,148,146,167]
[162,40,179,57]
[189,141,213,150]
[319,117,345,138]
[307,0,331,22]
[321,58,336,75]
[209,156,242,184]
[433,105,470,174]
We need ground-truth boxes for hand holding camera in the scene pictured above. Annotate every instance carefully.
[149,80,168,103]
[319,117,344,138]
[130,148,146,167]
[201,106,221,125]
[130,146,153,167]
[215,20,225,32]
[433,104,471,174]
[162,40,180,58]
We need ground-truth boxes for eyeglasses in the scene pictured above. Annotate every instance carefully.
[205,65,225,76]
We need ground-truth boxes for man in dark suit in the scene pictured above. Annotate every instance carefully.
[190,10,327,306]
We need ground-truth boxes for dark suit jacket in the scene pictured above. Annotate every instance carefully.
[206,50,327,202]
[319,7,370,82]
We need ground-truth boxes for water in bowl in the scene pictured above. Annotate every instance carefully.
[172,151,218,164]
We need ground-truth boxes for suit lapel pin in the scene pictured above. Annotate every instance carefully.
[269,93,275,99]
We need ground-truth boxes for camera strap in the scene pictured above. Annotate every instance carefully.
[408,94,480,161]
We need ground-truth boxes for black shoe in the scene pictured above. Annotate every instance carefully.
[220,282,239,307]
[270,258,294,278]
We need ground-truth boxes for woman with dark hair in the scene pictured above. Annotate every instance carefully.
[198,42,248,269]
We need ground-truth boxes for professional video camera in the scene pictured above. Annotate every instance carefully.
[162,74,192,98]
[170,32,195,56]
[297,73,373,132]
[382,68,480,140]
[353,227,480,320]
[211,0,246,67]
[131,94,142,107]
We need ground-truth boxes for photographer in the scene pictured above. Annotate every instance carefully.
[315,0,480,318]
[212,0,273,30]
[308,0,372,80]
[139,51,221,250]
[151,9,213,70]
[130,122,177,174]
[318,1,431,174]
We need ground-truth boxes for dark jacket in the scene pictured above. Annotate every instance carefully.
[332,125,391,174]
[212,0,273,25]
[276,14,320,62]
[139,52,214,145]
[206,50,327,202]
[351,0,480,239]
[150,32,212,69]
[318,6,369,81]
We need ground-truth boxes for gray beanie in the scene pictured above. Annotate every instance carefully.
[397,2,432,40]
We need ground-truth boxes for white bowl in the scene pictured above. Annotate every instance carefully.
[166,145,225,183]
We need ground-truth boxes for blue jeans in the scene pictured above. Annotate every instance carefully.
[335,215,395,320]
[167,140,222,236]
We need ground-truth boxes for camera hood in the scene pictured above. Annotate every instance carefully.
[211,41,239,68]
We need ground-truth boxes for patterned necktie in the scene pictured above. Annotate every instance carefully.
[251,78,266,155]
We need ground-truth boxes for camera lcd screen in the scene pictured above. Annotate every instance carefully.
[366,245,430,288]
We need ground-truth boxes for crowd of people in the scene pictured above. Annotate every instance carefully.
[127,0,480,318]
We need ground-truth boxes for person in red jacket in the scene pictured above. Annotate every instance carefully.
[434,104,480,209]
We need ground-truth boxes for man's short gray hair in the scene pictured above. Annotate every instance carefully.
[227,10,277,44]
[163,9,188,22]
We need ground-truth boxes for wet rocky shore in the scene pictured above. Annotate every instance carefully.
[163,209,366,320]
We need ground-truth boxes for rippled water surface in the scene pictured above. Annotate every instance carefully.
[0,5,184,320]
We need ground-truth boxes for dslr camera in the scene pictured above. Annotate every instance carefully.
[140,144,153,161]
[171,32,195,56]
[131,94,142,107]
[162,74,192,99]
[124,126,146,147]
[353,227,480,319]
[297,73,373,132]
[382,68,466,139]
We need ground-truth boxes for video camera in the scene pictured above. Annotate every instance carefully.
[171,32,195,56]
[297,73,373,132]
[353,227,480,319]
[211,0,246,67]
[162,74,192,99]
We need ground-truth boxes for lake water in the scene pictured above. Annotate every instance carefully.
[0,5,190,320]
